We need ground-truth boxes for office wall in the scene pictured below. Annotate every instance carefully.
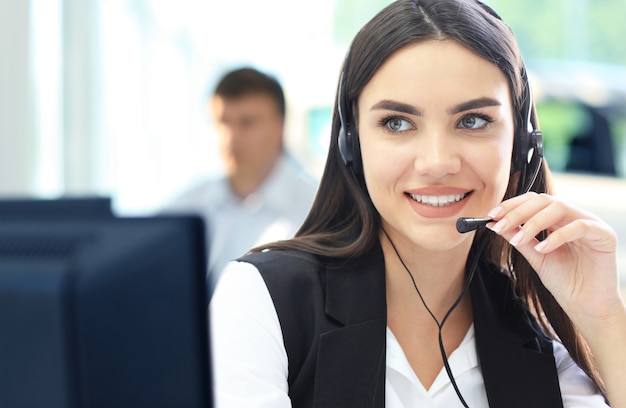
[0,0,37,195]
[0,0,340,212]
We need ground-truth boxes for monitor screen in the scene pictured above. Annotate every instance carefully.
[0,196,114,219]
[0,215,212,407]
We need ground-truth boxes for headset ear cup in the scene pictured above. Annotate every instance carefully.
[351,128,362,175]
[526,129,543,186]
[530,129,543,159]
[338,125,353,168]
[512,129,527,172]
[517,129,543,194]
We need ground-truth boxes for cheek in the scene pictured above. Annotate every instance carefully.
[218,133,233,153]
[360,137,411,202]
[493,166,511,201]
[476,141,513,200]
[361,138,386,197]
[255,121,280,146]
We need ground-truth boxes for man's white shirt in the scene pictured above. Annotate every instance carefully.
[163,153,318,288]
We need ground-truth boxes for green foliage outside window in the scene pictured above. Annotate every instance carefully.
[333,0,626,66]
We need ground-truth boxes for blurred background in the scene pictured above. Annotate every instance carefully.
[1,0,625,279]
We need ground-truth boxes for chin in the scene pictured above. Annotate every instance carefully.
[387,222,472,253]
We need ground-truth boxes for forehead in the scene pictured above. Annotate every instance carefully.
[360,40,511,106]
[211,92,280,116]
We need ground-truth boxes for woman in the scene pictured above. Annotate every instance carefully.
[210,0,625,406]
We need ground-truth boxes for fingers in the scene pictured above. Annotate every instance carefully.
[486,192,615,254]
[533,218,615,254]
[487,192,557,249]
[486,192,621,333]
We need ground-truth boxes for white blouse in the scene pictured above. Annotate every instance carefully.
[210,261,608,408]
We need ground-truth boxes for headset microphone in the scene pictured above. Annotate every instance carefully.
[456,217,494,234]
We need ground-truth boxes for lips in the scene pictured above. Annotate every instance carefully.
[404,187,471,218]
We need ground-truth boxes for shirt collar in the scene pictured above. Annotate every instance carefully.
[213,153,295,213]
[386,324,478,395]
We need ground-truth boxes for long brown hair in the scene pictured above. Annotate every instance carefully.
[255,0,604,393]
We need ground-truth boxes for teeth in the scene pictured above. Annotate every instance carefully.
[409,193,467,207]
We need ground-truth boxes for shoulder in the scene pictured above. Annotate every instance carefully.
[211,260,273,309]
[239,248,319,270]
[238,249,323,288]
[237,249,329,319]
[274,154,319,192]
[162,176,227,212]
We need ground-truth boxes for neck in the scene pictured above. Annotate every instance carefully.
[229,152,282,199]
[382,231,474,321]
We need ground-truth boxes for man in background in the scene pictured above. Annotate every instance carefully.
[163,67,318,294]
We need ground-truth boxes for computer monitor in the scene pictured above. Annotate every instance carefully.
[0,214,212,407]
[0,196,114,219]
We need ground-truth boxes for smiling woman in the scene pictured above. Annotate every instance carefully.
[358,40,514,251]
[209,1,626,407]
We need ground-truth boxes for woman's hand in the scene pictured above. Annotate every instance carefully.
[486,191,622,324]
[486,192,626,407]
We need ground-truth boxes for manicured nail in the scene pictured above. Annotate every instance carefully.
[490,218,507,233]
[488,206,503,219]
[509,230,524,246]
[534,240,548,252]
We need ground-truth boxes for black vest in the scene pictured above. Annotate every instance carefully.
[239,243,563,407]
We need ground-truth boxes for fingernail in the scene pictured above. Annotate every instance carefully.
[488,206,503,219]
[490,218,507,233]
[534,240,548,252]
[509,230,524,246]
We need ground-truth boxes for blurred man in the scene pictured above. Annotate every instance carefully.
[164,67,318,293]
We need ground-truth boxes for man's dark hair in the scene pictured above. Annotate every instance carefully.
[213,67,286,117]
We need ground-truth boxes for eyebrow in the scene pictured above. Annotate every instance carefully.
[369,97,502,116]
[447,97,502,114]
[370,100,422,116]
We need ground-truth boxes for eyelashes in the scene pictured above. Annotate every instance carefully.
[377,116,413,132]
[376,112,495,133]
[458,113,494,130]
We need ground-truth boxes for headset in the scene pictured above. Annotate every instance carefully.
[337,4,543,198]
[512,68,544,196]
[337,70,361,176]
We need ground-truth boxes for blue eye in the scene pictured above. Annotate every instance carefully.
[381,116,413,132]
[458,114,492,129]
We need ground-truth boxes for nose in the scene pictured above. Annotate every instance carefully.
[413,130,461,179]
